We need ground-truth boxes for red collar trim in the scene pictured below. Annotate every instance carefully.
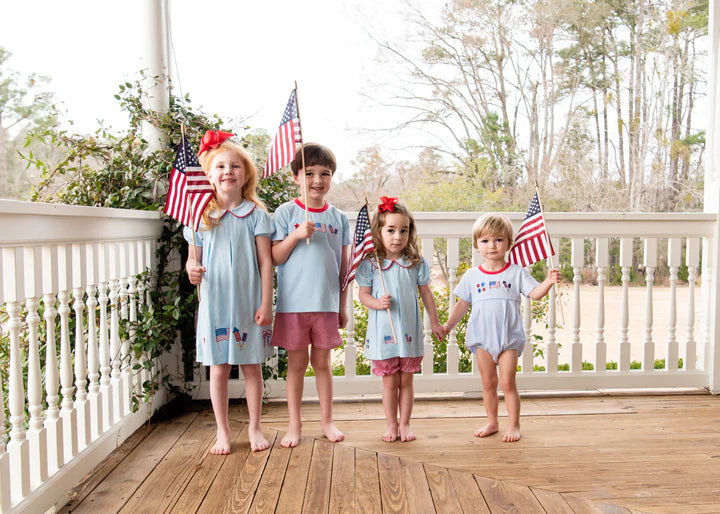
[295,198,328,212]
[371,258,412,271]
[479,262,511,274]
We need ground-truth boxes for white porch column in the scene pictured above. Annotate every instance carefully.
[139,0,169,153]
[704,0,720,393]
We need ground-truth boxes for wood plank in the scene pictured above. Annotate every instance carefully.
[474,475,519,513]
[354,448,381,514]
[70,410,199,513]
[60,421,158,512]
[378,452,409,513]
[119,411,217,513]
[302,438,334,513]
[424,464,463,514]
[400,459,435,514]
[563,494,632,513]
[224,431,276,513]
[531,486,575,513]
[447,468,491,513]
[196,425,253,513]
[275,436,314,513]
[169,422,249,514]
[329,443,355,513]
[501,482,544,513]
[247,433,291,514]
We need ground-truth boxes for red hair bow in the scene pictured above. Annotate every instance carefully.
[198,130,234,155]
[378,196,398,213]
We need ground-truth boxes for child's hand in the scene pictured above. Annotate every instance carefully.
[442,324,451,337]
[292,221,316,241]
[254,305,272,326]
[338,306,349,329]
[187,265,206,285]
[431,321,445,341]
[374,294,392,310]
[547,268,561,284]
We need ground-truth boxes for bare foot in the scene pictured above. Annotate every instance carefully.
[399,424,415,442]
[382,422,398,442]
[210,427,232,455]
[322,421,344,442]
[503,427,521,442]
[249,426,270,452]
[474,422,499,438]
[281,422,302,448]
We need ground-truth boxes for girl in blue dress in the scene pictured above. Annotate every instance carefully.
[356,197,444,442]
[184,130,274,454]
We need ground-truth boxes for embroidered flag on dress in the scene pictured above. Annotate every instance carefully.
[508,192,555,267]
[163,135,215,232]
[342,205,375,291]
[215,328,229,343]
[263,89,303,178]
[384,335,394,344]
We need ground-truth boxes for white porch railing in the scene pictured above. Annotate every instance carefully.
[194,211,720,400]
[0,200,163,513]
[2,201,720,512]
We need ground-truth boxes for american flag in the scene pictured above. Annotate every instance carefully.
[508,192,555,267]
[263,90,302,178]
[342,205,375,291]
[163,135,214,231]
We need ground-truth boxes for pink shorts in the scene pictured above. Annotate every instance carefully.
[272,312,342,351]
[371,356,423,376]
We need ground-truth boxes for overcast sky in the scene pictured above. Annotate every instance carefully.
[1,0,438,179]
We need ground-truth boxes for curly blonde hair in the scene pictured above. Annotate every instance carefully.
[370,202,421,266]
[198,141,266,228]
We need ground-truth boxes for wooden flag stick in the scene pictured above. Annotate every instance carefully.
[294,81,311,245]
[366,197,399,344]
[181,123,201,301]
[533,180,564,325]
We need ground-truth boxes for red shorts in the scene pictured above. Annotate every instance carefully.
[272,312,342,351]
[371,356,423,376]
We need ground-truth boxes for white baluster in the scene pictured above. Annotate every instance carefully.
[344,283,356,378]
[72,244,89,450]
[3,247,30,502]
[619,238,633,372]
[0,371,10,512]
[24,247,48,489]
[421,238,434,376]
[685,238,700,371]
[595,238,608,373]
[146,239,155,307]
[666,238,681,371]
[128,241,140,399]
[98,242,112,431]
[447,238,460,375]
[546,238,560,374]
[109,243,122,423]
[41,245,63,474]
[570,238,583,371]
[86,243,100,441]
[57,246,78,462]
[643,238,657,371]
[118,241,132,415]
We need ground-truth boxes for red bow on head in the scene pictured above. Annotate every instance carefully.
[198,130,234,155]
[378,196,398,213]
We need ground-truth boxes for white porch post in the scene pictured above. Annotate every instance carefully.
[139,0,169,153]
[704,0,720,393]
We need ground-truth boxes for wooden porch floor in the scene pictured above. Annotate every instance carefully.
[61,393,720,513]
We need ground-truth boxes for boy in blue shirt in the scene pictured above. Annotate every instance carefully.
[271,143,350,447]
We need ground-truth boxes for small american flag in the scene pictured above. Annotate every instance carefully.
[508,192,555,267]
[342,205,375,291]
[263,90,302,178]
[215,328,229,343]
[163,135,214,231]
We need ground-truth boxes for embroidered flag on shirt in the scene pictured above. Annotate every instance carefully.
[384,335,394,344]
[508,192,555,267]
[215,328,229,343]
[342,205,375,291]
[263,89,303,178]
[163,134,215,232]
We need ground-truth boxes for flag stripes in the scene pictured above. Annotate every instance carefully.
[342,205,375,291]
[508,192,555,267]
[263,90,303,178]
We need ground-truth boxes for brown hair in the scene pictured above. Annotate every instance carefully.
[472,213,514,249]
[370,202,421,266]
[198,141,266,228]
[290,142,336,175]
